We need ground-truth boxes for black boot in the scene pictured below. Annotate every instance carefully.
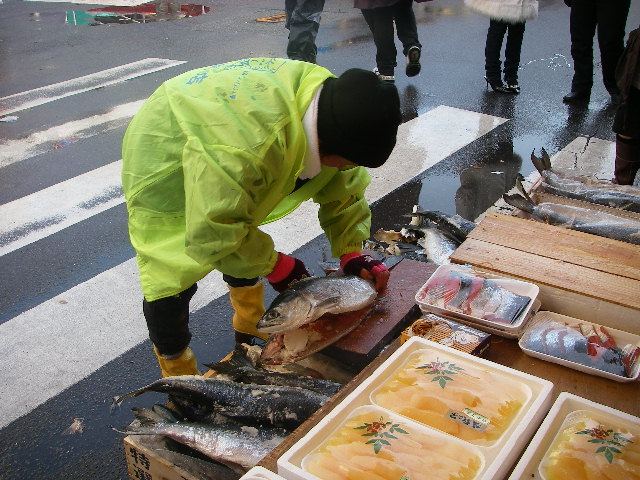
[614,135,640,185]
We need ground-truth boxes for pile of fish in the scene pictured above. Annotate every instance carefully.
[520,313,640,378]
[368,206,477,265]
[503,149,640,245]
[112,345,344,475]
[532,148,640,213]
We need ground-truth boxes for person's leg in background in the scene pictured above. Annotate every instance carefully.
[613,86,640,185]
[503,21,526,92]
[595,0,631,103]
[392,0,422,77]
[564,0,597,102]
[484,19,509,92]
[285,0,326,63]
[143,284,200,377]
[361,6,397,81]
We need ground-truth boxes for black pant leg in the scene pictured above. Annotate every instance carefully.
[503,21,526,84]
[361,6,397,76]
[485,20,508,82]
[569,0,598,93]
[596,0,631,94]
[285,0,325,63]
[392,0,421,55]
[143,284,197,356]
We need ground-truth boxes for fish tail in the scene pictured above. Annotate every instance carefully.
[204,344,253,374]
[503,194,536,214]
[110,387,148,413]
[515,176,534,203]
[531,148,551,173]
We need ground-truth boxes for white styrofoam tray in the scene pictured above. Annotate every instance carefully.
[240,466,286,479]
[415,264,540,337]
[508,392,640,480]
[519,311,640,383]
[278,336,554,480]
[300,404,485,479]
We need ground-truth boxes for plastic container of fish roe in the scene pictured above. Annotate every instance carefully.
[508,392,640,480]
[415,264,540,339]
[240,466,287,479]
[278,337,554,480]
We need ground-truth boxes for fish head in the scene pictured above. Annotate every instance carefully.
[257,290,314,334]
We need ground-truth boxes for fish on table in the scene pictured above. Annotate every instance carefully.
[113,406,287,474]
[256,274,378,334]
[405,206,477,244]
[532,147,640,212]
[503,193,640,245]
[111,375,330,430]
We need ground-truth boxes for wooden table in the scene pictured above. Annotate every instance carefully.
[259,335,640,473]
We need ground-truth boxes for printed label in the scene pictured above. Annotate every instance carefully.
[446,409,488,432]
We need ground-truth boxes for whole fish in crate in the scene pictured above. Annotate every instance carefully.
[532,148,640,212]
[503,193,640,245]
[205,344,343,396]
[113,407,287,474]
[256,275,378,334]
[111,375,329,430]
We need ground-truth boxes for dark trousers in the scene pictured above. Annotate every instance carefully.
[360,0,421,76]
[143,284,197,356]
[285,0,325,63]
[142,275,258,356]
[485,19,526,85]
[569,0,631,94]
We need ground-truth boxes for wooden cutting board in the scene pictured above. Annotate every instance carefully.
[322,258,437,369]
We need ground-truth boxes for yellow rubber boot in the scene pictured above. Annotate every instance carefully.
[228,282,269,341]
[153,346,201,377]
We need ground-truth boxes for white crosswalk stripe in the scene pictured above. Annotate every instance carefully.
[0,58,184,116]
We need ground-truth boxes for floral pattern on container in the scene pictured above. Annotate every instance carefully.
[540,411,640,479]
[371,350,531,446]
[303,407,482,480]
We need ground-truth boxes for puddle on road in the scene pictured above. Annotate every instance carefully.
[65,2,210,25]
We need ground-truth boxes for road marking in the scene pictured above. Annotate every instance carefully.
[0,161,124,257]
[0,105,507,428]
[0,58,185,116]
[0,100,144,168]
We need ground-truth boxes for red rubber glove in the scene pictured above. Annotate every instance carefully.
[340,252,389,291]
[266,252,311,293]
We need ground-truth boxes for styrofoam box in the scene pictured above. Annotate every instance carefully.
[240,466,286,479]
[519,311,640,383]
[415,264,540,338]
[508,392,640,480]
[278,337,554,480]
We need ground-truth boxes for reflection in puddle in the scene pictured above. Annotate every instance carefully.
[66,2,209,25]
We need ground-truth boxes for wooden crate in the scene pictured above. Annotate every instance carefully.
[450,213,640,334]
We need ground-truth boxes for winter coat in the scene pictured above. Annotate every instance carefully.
[464,0,538,23]
[616,26,640,102]
[121,58,372,301]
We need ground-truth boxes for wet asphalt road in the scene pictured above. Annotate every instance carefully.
[1,0,639,479]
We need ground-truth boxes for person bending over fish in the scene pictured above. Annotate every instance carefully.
[121,58,400,377]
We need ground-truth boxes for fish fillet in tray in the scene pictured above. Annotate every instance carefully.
[519,311,640,382]
[415,264,539,338]
[240,466,286,479]
[508,392,640,480]
[277,337,553,480]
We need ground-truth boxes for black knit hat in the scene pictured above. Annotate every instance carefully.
[317,69,401,168]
